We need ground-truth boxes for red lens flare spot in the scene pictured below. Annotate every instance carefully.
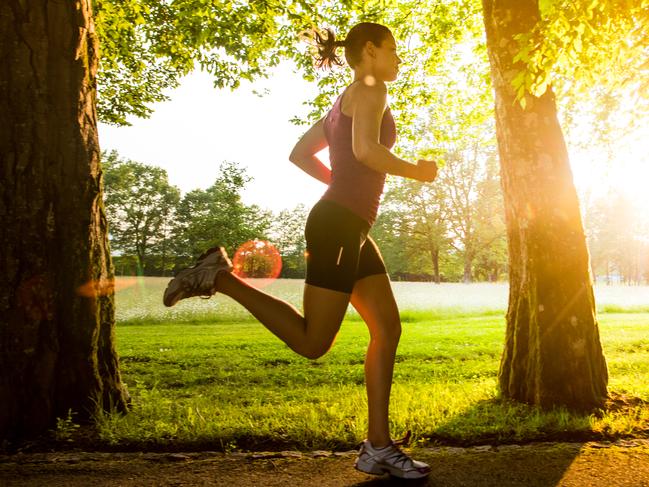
[232,240,282,287]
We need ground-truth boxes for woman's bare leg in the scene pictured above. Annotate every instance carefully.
[350,273,401,448]
[215,272,350,359]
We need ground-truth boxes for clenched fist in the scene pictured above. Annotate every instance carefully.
[415,159,438,182]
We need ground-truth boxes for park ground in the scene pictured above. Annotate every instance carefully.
[3,279,649,486]
[2,440,649,486]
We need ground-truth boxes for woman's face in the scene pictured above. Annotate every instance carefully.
[372,34,401,82]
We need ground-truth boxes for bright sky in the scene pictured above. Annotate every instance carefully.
[99,63,649,215]
[98,63,330,213]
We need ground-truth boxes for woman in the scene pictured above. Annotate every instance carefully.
[163,22,438,479]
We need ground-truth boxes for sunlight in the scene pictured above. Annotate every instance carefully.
[567,94,649,215]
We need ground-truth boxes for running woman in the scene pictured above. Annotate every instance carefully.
[163,22,438,479]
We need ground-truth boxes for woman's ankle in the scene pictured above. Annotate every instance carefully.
[214,269,234,294]
[367,436,391,449]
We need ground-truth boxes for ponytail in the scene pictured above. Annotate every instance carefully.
[305,23,392,70]
[312,27,345,70]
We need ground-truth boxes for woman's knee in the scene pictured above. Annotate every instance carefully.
[300,336,336,360]
[371,321,401,345]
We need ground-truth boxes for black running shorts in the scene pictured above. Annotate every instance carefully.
[304,199,387,294]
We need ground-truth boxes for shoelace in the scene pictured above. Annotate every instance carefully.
[380,445,413,470]
[361,430,415,470]
[392,430,411,447]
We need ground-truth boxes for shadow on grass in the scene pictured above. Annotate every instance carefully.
[421,392,649,447]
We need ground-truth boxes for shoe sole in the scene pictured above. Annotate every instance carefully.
[163,247,231,307]
[355,460,430,479]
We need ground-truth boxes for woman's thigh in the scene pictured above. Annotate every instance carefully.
[301,283,351,357]
[350,273,401,340]
[304,200,369,294]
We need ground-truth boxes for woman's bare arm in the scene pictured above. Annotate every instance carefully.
[351,83,437,182]
[288,118,332,185]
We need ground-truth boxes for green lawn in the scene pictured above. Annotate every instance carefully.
[97,278,649,451]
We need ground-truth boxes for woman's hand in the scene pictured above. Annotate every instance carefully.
[415,159,438,182]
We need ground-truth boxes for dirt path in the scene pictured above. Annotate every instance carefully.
[2,440,648,486]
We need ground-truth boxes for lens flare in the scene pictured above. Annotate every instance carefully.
[76,277,138,297]
[232,240,282,287]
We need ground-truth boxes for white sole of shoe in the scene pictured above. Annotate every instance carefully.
[355,460,430,479]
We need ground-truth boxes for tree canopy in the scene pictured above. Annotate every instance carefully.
[513,0,648,104]
[93,0,480,126]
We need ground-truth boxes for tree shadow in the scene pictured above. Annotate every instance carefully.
[348,440,584,486]
[346,397,597,487]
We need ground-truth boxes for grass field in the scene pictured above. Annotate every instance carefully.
[97,277,649,451]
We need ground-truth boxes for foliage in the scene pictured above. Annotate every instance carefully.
[512,0,648,103]
[102,150,181,274]
[172,160,272,267]
[270,205,309,279]
[93,0,318,125]
[95,1,647,283]
[372,28,506,283]
[93,0,481,135]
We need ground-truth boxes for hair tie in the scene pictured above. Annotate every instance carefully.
[334,39,347,48]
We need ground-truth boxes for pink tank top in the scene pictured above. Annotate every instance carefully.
[321,86,397,226]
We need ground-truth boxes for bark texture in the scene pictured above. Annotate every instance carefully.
[481,0,608,410]
[0,1,128,439]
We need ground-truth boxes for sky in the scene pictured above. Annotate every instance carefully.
[98,63,330,213]
[99,63,649,216]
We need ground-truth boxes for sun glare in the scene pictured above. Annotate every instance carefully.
[567,93,649,215]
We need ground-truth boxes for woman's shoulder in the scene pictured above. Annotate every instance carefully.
[350,80,387,101]
[342,80,387,115]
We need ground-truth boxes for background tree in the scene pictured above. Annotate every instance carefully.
[375,180,449,282]
[472,158,508,282]
[270,205,308,279]
[374,23,504,284]
[0,0,128,439]
[482,0,608,410]
[172,161,271,269]
[102,151,180,275]
[584,191,649,285]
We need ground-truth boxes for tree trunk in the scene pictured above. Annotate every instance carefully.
[463,254,473,283]
[0,1,128,440]
[429,245,441,284]
[481,0,608,410]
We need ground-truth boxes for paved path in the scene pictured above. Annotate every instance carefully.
[2,440,649,486]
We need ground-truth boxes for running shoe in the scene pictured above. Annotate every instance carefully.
[354,439,430,479]
[163,246,233,307]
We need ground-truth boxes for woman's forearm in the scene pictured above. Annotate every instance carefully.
[289,154,332,185]
[358,143,419,179]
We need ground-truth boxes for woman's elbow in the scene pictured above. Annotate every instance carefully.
[289,148,301,164]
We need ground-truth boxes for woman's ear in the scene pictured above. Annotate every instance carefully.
[364,40,377,59]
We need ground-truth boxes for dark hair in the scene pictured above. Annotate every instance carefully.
[312,23,393,70]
